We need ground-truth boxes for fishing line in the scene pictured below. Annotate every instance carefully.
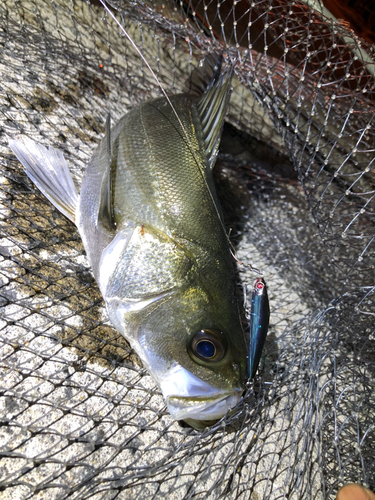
[98,0,239,249]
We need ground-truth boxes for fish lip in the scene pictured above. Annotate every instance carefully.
[157,363,243,421]
[166,390,242,421]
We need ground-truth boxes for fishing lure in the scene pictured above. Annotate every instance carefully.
[247,277,270,380]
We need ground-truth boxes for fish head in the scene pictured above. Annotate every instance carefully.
[101,227,247,428]
[123,286,247,427]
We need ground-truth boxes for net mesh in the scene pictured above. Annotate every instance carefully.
[0,0,374,498]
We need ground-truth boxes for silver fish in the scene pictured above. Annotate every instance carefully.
[9,54,248,428]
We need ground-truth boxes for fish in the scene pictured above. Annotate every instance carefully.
[8,53,266,429]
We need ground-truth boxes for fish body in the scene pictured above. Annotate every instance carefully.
[9,55,250,427]
[78,85,248,421]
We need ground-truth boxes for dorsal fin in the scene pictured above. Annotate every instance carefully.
[185,53,234,168]
[98,113,116,229]
[184,53,223,97]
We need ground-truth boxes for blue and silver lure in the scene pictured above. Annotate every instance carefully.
[247,278,270,380]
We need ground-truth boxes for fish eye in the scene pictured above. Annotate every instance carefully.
[190,329,226,362]
[196,340,215,358]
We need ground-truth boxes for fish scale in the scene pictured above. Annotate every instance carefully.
[113,96,226,250]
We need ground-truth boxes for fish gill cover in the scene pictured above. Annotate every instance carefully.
[0,0,374,499]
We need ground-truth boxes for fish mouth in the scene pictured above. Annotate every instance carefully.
[166,391,242,422]
[158,362,242,422]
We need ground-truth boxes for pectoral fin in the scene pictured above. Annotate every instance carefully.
[98,113,116,229]
[9,137,78,223]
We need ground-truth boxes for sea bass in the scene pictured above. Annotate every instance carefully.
[9,54,249,428]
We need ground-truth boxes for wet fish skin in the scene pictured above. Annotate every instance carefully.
[78,89,248,418]
[9,55,248,426]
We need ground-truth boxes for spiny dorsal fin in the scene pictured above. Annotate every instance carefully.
[186,54,234,168]
[98,113,116,229]
[184,53,223,98]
